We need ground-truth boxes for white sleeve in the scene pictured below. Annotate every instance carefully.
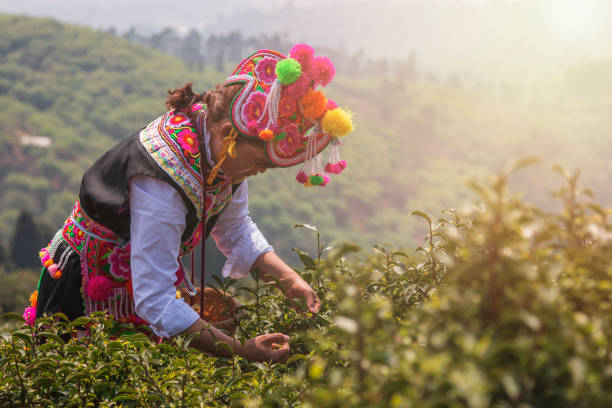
[129,175,200,338]
[211,181,273,279]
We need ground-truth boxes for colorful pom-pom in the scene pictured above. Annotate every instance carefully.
[327,99,338,110]
[321,174,331,186]
[296,170,308,184]
[54,270,62,279]
[339,160,348,170]
[321,108,354,137]
[48,264,58,274]
[30,291,38,308]
[309,174,324,185]
[289,44,315,69]
[326,162,342,174]
[247,120,260,134]
[275,58,302,85]
[86,275,114,302]
[43,259,53,268]
[258,128,275,141]
[312,56,336,87]
[283,72,311,100]
[300,89,328,120]
[23,306,36,326]
[41,254,50,263]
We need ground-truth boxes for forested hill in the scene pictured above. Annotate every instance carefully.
[1,15,612,262]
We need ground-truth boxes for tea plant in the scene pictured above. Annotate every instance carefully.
[1,162,611,407]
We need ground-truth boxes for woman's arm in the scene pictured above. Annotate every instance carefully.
[181,318,290,363]
[131,176,290,362]
[211,181,320,313]
[252,251,321,314]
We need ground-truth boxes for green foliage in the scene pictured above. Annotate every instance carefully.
[2,164,611,406]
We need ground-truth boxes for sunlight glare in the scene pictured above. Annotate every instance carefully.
[544,0,609,41]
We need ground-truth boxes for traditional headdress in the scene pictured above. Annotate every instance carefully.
[223,44,354,186]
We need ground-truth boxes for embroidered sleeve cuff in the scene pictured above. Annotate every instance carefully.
[153,297,200,338]
[221,222,273,279]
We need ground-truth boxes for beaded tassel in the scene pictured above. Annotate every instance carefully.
[39,230,67,279]
[324,137,346,175]
[258,80,282,141]
[295,124,329,187]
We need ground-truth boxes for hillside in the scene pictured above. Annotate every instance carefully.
[1,15,612,264]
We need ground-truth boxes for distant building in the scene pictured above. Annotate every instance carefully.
[19,134,52,148]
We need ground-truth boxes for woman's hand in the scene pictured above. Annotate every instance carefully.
[240,333,291,363]
[253,251,322,315]
[283,276,321,314]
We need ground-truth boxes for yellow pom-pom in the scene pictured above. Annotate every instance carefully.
[176,290,181,299]
[321,107,354,137]
[30,290,38,308]
[299,89,328,120]
[258,128,275,141]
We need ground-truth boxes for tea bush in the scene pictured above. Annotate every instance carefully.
[1,162,611,407]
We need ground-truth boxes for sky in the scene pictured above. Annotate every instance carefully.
[1,0,611,81]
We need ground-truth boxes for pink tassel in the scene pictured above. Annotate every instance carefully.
[23,307,36,326]
[296,170,308,184]
[321,174,331,186]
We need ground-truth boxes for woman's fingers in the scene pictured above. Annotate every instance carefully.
[307,292,321,314]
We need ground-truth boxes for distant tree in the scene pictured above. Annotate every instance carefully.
[0,236,5,266]
[10,211,41,269]
[179,29,203,69]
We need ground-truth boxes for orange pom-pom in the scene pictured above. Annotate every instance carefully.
[299,89,328,120]
[54,270,62,279]
[258,128,275,141]
[30,291,38,308]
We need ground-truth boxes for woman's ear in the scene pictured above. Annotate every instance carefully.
[220,122,234,138]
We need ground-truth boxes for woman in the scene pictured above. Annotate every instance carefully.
[24,44,354,364]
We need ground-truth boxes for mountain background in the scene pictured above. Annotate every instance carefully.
[0,1,611,311]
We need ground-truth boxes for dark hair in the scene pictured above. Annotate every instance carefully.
[165,82,241,130]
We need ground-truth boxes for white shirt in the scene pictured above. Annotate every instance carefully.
[129,176,273,338]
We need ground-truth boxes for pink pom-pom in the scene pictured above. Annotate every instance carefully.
[296,170,308,184]
[289,43,315,69]
[328,163,341,174]
[324,163,332,173]
[283,72,312,101]
[312,56,336,87]
[339,160,347,170]
[247,120,260,135]
[86,275,114,302]
[321,174,331,186]
[48,264,58,274]
[326,99,338,110]
[23,307,36,326]
[41,254,50,263]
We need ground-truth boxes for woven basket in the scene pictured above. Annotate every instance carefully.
[181,287,244,337]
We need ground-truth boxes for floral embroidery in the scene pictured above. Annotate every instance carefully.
[169,112,189,125]
[255,57,278,84]
[109,244,131,281]
[277,123,303,156]
[176,128,199,156]
[279,96,296,117]
[241,91,267,124]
